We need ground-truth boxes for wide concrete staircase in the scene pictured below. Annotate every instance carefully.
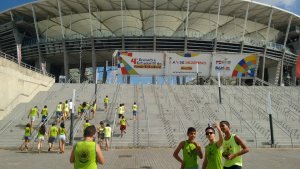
[0,83,299,149]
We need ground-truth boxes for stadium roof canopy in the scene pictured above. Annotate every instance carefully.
[0,0,299,43]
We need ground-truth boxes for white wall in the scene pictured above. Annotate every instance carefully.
[0,57,55,120]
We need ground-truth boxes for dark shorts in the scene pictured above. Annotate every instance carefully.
[41,115,47,122]
[224,165,242,169]
[48,136,56,143]
[24,136,30,141]
[118,114,123,118]
[120,125,126,131]
[98,132,104,139]
[133,111,137,116]
[56,111,62,118]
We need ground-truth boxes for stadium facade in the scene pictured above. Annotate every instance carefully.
[0,0,299,85]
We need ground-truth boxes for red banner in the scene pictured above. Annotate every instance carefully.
[297,53,300,78]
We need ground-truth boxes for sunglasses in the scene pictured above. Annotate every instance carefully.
[205,132,214,136]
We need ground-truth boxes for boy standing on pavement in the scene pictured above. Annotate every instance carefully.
[173,127,203,169]
[202,122,223,169]
[70,125,104,168]
[220,121,249,169]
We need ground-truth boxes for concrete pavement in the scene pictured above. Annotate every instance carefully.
[0,147,299,169]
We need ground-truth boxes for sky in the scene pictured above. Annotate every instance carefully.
[0,0,299,15]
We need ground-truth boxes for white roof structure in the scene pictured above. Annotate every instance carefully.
[0,0,299,43]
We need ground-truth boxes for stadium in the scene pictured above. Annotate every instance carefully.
[0,0,300,168]
[0,0,299,84]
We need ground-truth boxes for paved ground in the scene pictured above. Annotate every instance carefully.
[0,147,299,169]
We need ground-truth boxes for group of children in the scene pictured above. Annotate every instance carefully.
[19,122,67,154]
[173,121,249,169]
[20,95,139,153]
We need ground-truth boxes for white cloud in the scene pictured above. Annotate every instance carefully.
[253,0,296,7]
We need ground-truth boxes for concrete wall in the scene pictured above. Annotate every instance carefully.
[0,57,55,120]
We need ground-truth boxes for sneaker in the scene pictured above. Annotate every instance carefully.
[48,148,51,151]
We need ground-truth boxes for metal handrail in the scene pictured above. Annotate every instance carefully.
[141,84,149,147]
[0,50,55,78]
[235,86,294,146]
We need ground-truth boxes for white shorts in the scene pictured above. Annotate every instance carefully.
[38,136,45,141]
[30,116,36,122]
[59,134,66,141]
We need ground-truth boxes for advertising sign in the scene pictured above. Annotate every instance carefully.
[211,53,258,77]
[117,51,164,75]
[166,53,210,76]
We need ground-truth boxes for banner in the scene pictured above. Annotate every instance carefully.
[117,51,258,78]
[296,53,300,78]
[117,51,164,75]
[211,53,258,77]
[16,43,22,65]
[166,53,210,76]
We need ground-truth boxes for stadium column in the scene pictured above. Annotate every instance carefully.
[280,15,293,86]
[91,37,97,91]
[152,0,157,85]
[241,2,250,54]
[182,76,186,84]
[31,4,43,70]
[176,76,180,85]
[57,0,69,81]
[262,8,273,85]
[63,40,70,81]
[88,0,97,93]
[152,34,157,84]
[9,11,23,59]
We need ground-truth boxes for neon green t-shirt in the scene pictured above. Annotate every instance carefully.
[30,107,38,116]
[205,142,222,169]
[223,134,242,167]
[50,126,58,137]
[60,128,66,135]
[41,108,48,116]
[104,127,111,138]
[84,123,91,130]
[74,141,97,169]
[183,140,198,168]
[132,104,137,111]
[120,119,126,125]
[104,98,109,103]
[24,127,31,137]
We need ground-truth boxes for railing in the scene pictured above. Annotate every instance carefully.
[0,50,55,78]
[242,86,295,146]
[21,30,293,53]
[141,84,150,147]
[254,77,274,86]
